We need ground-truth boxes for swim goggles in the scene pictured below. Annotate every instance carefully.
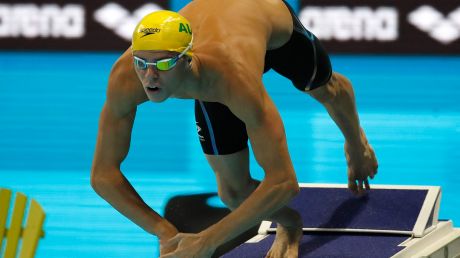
[133,37,193,71]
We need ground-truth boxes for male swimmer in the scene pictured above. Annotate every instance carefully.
[90,0,378,257]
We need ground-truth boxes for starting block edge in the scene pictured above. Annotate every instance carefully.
[392,220,460,258]
[297,183,441,190]
[413,186,441,237]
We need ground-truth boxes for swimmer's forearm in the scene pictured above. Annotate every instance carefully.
[91,168,177,239]
[199,177,297,249]
[321,76,364,148]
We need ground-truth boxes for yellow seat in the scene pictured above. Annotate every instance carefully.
[0,188,46,258]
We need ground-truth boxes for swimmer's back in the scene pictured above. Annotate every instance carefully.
[180,0,293,53]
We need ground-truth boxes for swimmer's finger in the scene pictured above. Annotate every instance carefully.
[364,179,370,191]
[371,159,379,179]
[357,180,365,195]
[370,167,378,179]
[348,179,358,195]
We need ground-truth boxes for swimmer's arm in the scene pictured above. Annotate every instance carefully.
[200,80,299,249]
[90,52,177,240]
[308,73,378,193]
[308,73,363,147]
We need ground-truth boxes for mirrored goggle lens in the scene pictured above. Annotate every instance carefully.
[156,58,176,71]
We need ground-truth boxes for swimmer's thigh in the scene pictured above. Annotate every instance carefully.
[195,101,255,199]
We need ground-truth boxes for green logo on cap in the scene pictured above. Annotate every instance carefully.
[179,23,192,35]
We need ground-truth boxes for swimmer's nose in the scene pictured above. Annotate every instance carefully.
[145,65,159,80]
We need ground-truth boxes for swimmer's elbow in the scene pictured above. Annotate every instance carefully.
[90,165,117,195]
[309,73,353,104]
[90,166,104,194]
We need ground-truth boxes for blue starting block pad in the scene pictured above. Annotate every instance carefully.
[222,184,460,258]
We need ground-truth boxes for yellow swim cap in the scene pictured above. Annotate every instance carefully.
[132,10,193,56]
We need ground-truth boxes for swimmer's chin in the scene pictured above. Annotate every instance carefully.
[147,94,169,103]
[147,95,169,103]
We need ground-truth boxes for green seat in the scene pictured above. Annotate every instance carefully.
[0,188,46,258]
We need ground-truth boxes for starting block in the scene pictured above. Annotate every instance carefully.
[222,184,460,258]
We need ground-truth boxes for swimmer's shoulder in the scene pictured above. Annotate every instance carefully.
[106,49,148,117]
[192,42,265,106]
[188,44,228,102]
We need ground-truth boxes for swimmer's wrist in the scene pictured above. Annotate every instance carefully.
[346,128,368,150]
[198,229,220,253]
[155,219,178,240]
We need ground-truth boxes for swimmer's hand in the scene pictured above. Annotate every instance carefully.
[159,233,215,258]
[158,222,180,256]
[345,131,378,196]
[160,238,177,256]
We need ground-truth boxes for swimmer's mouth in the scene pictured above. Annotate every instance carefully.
[146,86,160,92]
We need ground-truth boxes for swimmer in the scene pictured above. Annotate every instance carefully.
[90,1,378,257]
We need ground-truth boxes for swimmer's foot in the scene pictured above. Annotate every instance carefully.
[265,222,303,258]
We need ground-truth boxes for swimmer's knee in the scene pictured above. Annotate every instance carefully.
[218,180,259,210]
[218,190,242,210]
[307,72,352,104]
[218,188,249,210]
